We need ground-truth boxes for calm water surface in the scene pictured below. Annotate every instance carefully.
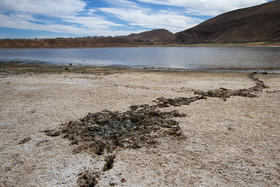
[0,47,279,70]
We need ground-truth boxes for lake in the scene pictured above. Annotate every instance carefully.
[0,47,280,71]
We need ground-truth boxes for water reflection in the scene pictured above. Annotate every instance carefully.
[0,47,279,70]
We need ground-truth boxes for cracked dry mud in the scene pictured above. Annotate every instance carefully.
[46,73,270,186]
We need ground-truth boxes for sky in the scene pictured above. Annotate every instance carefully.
[0,0,271,39]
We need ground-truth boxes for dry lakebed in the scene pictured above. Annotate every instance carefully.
[0,63,279,186]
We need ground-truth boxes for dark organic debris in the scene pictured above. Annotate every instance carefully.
[121,178,126,183]
[1,69,9,73]
[77,171,99,187]
[46,100,186,187]
[194,73,268,100]
[35,139,49,147]
[55,105,184,155]
[103,155,116,172]
[43,130,61,137]
[18,137,31,144]
[194,87,256,100]
[267,90,280,94]
[153,96,206,108]
[78,155,115,187]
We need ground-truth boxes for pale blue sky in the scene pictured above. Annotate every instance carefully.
[0,0,271,38]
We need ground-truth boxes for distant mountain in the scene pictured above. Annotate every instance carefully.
[176,1,280,43]
[126,29,176,43]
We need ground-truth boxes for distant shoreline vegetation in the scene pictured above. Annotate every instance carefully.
[0,37,280,48]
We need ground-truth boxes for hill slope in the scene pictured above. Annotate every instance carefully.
[126,29,176,43]
[176,1,280,43]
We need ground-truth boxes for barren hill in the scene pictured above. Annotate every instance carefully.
[126,29,177,43]
[176,1,280,43]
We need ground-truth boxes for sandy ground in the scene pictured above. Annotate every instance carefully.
[0,65,279,186]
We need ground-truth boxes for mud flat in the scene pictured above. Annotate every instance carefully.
[0,63,280,186]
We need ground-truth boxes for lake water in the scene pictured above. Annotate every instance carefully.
[0,47,280,71]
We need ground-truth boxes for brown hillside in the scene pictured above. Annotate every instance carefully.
[176,1,280,43]
[126,29,177,42]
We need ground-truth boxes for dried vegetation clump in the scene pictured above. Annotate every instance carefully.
[46,105,185,155]
[194,73,269,100]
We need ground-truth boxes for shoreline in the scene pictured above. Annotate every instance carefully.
[1,61,280,75]
[1,41,280,49]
